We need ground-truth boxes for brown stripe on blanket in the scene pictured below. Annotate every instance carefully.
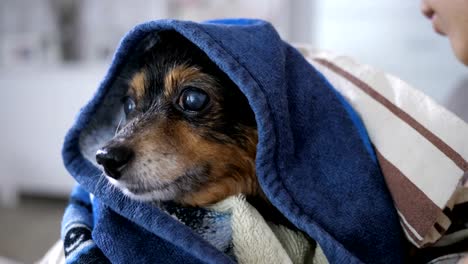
[314,59,468,172]
[375,150,442,240]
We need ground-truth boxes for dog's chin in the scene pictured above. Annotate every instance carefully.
[106,176,178,202]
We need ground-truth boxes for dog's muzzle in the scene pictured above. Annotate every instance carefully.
[96,145,134,179]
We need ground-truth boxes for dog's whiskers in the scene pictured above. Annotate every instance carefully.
[95,172,108,189]
[115,116,124,136]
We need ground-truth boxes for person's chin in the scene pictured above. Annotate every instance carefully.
[450,37,468,66]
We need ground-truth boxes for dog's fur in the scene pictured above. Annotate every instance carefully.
[101,31,262,206]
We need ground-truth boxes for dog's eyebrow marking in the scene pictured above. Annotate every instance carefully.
[130,71,146,100]
[164,65,203,97]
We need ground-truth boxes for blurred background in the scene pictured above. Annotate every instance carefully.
[0,0,466,263]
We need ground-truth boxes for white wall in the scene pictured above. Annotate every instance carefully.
[0,0,60,66]
[0,65,106,205]
[80,0,170,61]
[315,0,468,109]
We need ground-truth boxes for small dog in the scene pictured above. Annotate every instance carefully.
[96,31,261,207]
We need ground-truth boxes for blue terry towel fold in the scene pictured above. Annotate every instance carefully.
[62,19,404,263]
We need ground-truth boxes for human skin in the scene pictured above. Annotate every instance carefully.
[421,0,468,65]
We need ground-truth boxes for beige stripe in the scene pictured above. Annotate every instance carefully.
[308,50,468,162]
[314,58,467,171]
[311,60,462,208]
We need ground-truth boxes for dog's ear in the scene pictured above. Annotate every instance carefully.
[135,32,161,54]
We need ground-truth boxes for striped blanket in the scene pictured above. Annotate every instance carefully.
[298,47,468,251]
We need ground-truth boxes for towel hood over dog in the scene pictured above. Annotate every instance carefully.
[62,19,404,263]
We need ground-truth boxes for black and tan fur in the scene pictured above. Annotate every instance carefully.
[98,31,261,206]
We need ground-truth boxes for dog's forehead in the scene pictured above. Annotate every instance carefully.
[129,71,146,100]
[128,64,213,101]
[163,65,204,97]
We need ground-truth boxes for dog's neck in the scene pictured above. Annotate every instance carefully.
[176,179,296,230]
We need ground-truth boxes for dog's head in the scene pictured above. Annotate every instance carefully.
[96,31,258,206]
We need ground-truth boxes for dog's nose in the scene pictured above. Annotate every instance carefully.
[96,146,133,179]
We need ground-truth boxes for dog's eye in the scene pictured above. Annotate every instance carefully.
[122,96,136,115]
[178,87,209,112]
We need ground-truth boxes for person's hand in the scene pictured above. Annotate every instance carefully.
[421,0,468,65]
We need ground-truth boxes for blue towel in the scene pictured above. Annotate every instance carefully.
[62,185,235,263]
[62,19,404,263]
